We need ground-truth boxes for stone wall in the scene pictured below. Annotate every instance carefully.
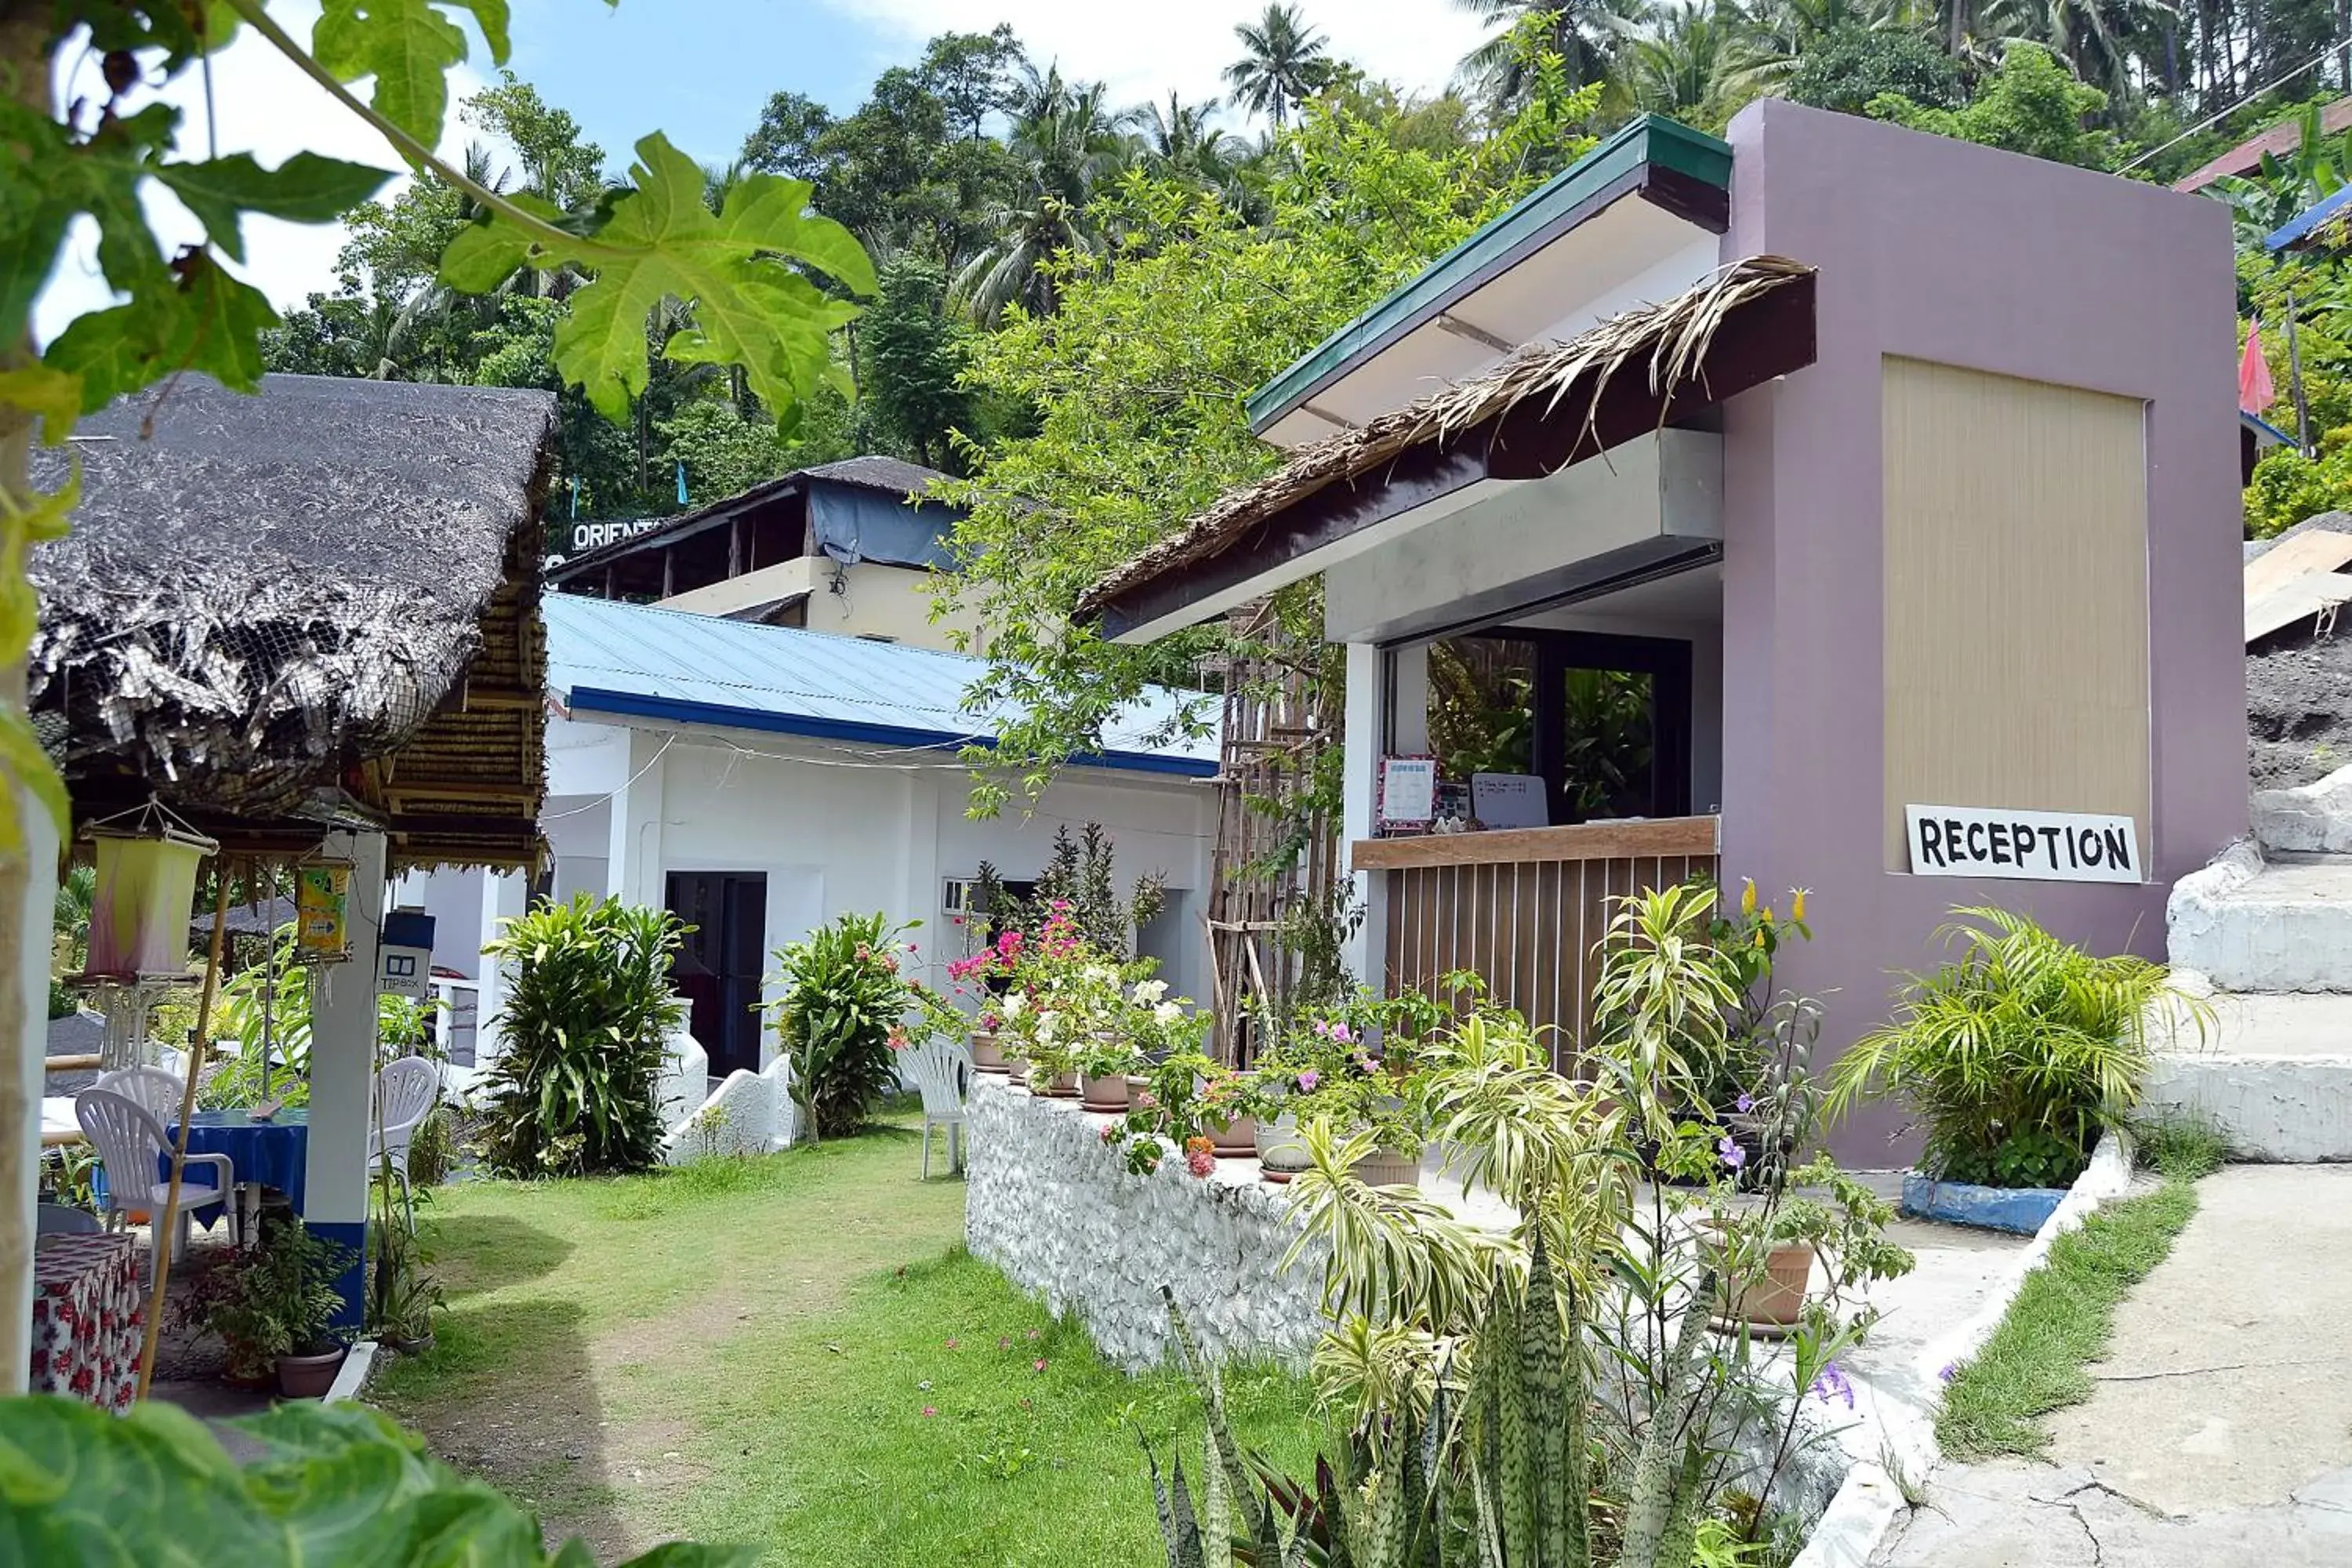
[964,1076,1327,1372]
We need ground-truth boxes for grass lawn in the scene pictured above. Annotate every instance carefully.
[372,1123,1317,1565]
[1935,1130,2226,1461]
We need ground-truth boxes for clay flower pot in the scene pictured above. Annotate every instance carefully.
[1722,1241,1814,1328]
[1352,1146,1422,1188]
[971,1032,1008,1073]
[275,1345,347,1399]
[1080,1072,1131,1112]
[1046,1069,1081,1098]
[1255,1113,1309,1183]
[1003,1055,1031,1084]
[1208,1114,1258,1158]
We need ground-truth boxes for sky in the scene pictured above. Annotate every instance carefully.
[33,0,1492,343]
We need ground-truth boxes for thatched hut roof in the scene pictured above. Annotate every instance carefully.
[30,373,556,869]
[1079,256,1816,623]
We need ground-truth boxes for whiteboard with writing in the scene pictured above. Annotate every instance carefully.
[1472,773,1549,829]
[1904,804,2141,884]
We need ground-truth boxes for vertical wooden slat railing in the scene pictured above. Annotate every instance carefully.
[1354,818,1723,1068]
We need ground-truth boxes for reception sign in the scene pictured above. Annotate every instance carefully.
[1904,804,2141,884]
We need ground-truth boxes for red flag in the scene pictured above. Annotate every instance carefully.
[2241,316,2278,415]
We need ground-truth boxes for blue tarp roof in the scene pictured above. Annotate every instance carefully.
[2267,183,2352,250]
[546,594,1218,777]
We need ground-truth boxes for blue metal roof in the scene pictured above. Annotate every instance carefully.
[2266,183,2352,250]
[546,594,1218,777]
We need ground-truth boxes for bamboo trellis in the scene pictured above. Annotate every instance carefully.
[1201,601,1337,1066]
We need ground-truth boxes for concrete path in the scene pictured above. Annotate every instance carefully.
[1872,1166,2352,1566]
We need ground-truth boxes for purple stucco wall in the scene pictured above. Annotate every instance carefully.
[1715,101,2247,1163]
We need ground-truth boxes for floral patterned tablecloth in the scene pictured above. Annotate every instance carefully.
[30,1233,142,1412]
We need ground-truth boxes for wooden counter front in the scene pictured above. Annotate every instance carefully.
[1349,815,1722,872]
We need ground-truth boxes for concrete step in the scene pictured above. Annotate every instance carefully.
[2143,989,2352,1162]
[2168,844,2352,993]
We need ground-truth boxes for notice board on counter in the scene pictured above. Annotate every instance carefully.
[1471,773,1548,829]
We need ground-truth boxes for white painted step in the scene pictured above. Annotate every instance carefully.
[2168,845,2352,993]
[2143,989,2352,1162]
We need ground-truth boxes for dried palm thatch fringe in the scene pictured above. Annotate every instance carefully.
[29,373,556,858]
[1079,254,1815,615]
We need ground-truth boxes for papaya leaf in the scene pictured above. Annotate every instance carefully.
[156,152,392,263]
[312,0,473,147]
[0,367,82,445]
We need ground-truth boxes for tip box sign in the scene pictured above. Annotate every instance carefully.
[1905,804,2141,884]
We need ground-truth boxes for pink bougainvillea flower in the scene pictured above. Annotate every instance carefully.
[1099,1124,1118,1144]
[1033,1359,1048,1373]
[999,1337,1011,1351]
[921,1406,937,1417]
[1025,1328,1040,1341]
[1330,1022,1353,1044]
[945,1338,959,1349]
[1298,1069,1321,1093]
[1185,1149,1216,1178]
[1135,1091,1157,1110]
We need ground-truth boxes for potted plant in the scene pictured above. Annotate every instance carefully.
[1826,906,2203,1233]
[201,1218,354,1396]
[1246,995,1435,1185]
[367,1163,442,1356]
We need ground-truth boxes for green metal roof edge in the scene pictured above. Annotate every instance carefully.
[1244,114,1734,433]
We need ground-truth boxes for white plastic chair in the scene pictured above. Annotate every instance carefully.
[74,1088,234,1289]
[371,1056,441,1232]
[93,1065,184,1126]
[902,1038,971,1180]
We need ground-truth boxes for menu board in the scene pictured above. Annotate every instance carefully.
[1377,756,1438,832]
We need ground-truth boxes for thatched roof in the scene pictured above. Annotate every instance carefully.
[30,373,557,868]
[1080,256,1815,619]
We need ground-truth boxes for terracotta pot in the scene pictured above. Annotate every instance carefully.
[1723,1242,1814,1327]
[1046,1069,1081,1098]
[1352,1146,1422,1188]
[1208,1114,1258,1158]
[275,1345,347,1399]
[1003,1056,1031,1084]
[1255,1112,1308,1182]
[971,1032,1007,1073]
[1080,1072,1131,1112]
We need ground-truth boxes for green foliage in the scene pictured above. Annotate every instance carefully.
[1868,43,2112,169]
[862,253,977,471]
[1780,21,1962,116]
[767,913,919,1141]
[478,895,687,1178]
[1827,906,2201,1187]
[194,1219,355,1377]
[2245,434,2352,537]
[0,1396,753,1566]
[933,84,1599,815]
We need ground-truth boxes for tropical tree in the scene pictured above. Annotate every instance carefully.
[953,66,1138,322]
[1778,19,1965,113]
[1454,0,1650,99]
[1620,0,1747,124]
[1224,2,1334,127]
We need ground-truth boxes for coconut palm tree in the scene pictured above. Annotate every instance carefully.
[953,67,1139,322]
[1224,3,1332,127]
[1621,0,1745,119]
[1454,0,1657,103]
[1143,92,1251,187]
[1730,0,1915,90]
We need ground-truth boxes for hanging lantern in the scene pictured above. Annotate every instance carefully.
[84,823,218,982]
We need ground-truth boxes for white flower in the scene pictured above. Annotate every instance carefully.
[1036,1011,1062,1039]
[1085,964,1118,985]
[1153,1001,1184,1026]
[1132,979,1169,1004]
[1000,992,1028,1018]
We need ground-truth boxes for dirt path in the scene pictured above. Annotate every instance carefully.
[371,1127,967,1561]
[1874,1167,2352,1566]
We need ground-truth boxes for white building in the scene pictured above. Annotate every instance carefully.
[408,594,1219,1079]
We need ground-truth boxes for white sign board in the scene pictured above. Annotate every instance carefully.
[1377,756,1437,829]
[1904,804,2142,884]
[379,946,432,999]
[1472,773,1549,829]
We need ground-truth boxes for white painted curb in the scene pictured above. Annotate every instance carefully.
[1788,1132,2136,1568]
[323,1339,379,1405]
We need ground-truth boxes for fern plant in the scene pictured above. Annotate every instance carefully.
[478,895,686,1178]
[1825,906,2206,1188]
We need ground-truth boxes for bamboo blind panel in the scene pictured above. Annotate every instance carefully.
[1383,853,1719,1069]
[1880,358,2151,870]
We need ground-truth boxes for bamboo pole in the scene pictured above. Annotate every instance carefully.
[134,869,232,1399]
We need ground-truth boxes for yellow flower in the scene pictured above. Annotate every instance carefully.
[1761,906,1775,925]
[1753,927,1766,949]
[1791,887,1809,922]
[1740,878,1757,916]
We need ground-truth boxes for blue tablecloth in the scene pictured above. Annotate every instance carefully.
[161,1108,310,1217]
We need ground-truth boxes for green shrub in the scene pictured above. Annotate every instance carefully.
[0,1397,750,1566]
[478,895,687,1178]
[1828,907,2198,1188]
[194,1219,355,1378]
[768,913,917,1142]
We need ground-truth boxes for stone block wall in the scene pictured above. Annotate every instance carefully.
[964,1076,1327,1372]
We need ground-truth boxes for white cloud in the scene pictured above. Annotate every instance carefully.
[34,4,485,345]
[826,1,1492,122]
